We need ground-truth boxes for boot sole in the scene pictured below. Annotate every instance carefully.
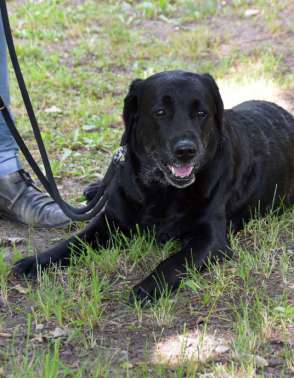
[0,210,72,230]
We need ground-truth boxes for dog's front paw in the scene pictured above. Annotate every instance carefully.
[130,275,159,305]
[12,256,39,277]
[130,271,179,305]
[12,252,52,277]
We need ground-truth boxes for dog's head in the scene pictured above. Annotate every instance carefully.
[122,70,224,189]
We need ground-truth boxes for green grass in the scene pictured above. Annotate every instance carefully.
[1,0,293,376]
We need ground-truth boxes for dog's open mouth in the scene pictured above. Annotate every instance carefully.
[168,164,194,178]
[160,162,196,188]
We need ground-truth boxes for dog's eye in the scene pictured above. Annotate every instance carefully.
[154,109,166,117]
[197,111,207,119]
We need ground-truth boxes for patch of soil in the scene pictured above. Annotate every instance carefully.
[0,218,69,262]
[135,19,177,42]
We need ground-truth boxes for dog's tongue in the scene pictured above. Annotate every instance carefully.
[169,164,194,178]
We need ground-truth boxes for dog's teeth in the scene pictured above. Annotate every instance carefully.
[168,165,176,175]
[168,164,193,178]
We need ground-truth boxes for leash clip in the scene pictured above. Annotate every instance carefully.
[113,146,126,164]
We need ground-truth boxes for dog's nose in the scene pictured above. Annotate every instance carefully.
[173,140,196,160]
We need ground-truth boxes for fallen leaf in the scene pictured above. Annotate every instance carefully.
[244,9,259,17]
[215,345,230,354]
[82,124,98,132]
[254,355,269,368]
[12,284,29,295]
[44,106,62,113]
[32,334,47,343]
[50,327,67,338]
[0,332,12,338]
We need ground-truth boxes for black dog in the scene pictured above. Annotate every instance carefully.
[13,71,294,302]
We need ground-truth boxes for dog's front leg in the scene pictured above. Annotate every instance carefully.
[13,212,113,277]
[131,221,230,303]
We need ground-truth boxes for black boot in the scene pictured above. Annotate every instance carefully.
[0,170,70,228]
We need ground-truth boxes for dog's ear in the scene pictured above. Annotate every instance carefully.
[121,79,143,146]
[201,73,224,128]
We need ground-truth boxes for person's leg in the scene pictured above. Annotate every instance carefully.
[0,14,70,228]
[0,13,21,177]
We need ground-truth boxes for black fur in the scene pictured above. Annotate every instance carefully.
[13,71,294,303]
